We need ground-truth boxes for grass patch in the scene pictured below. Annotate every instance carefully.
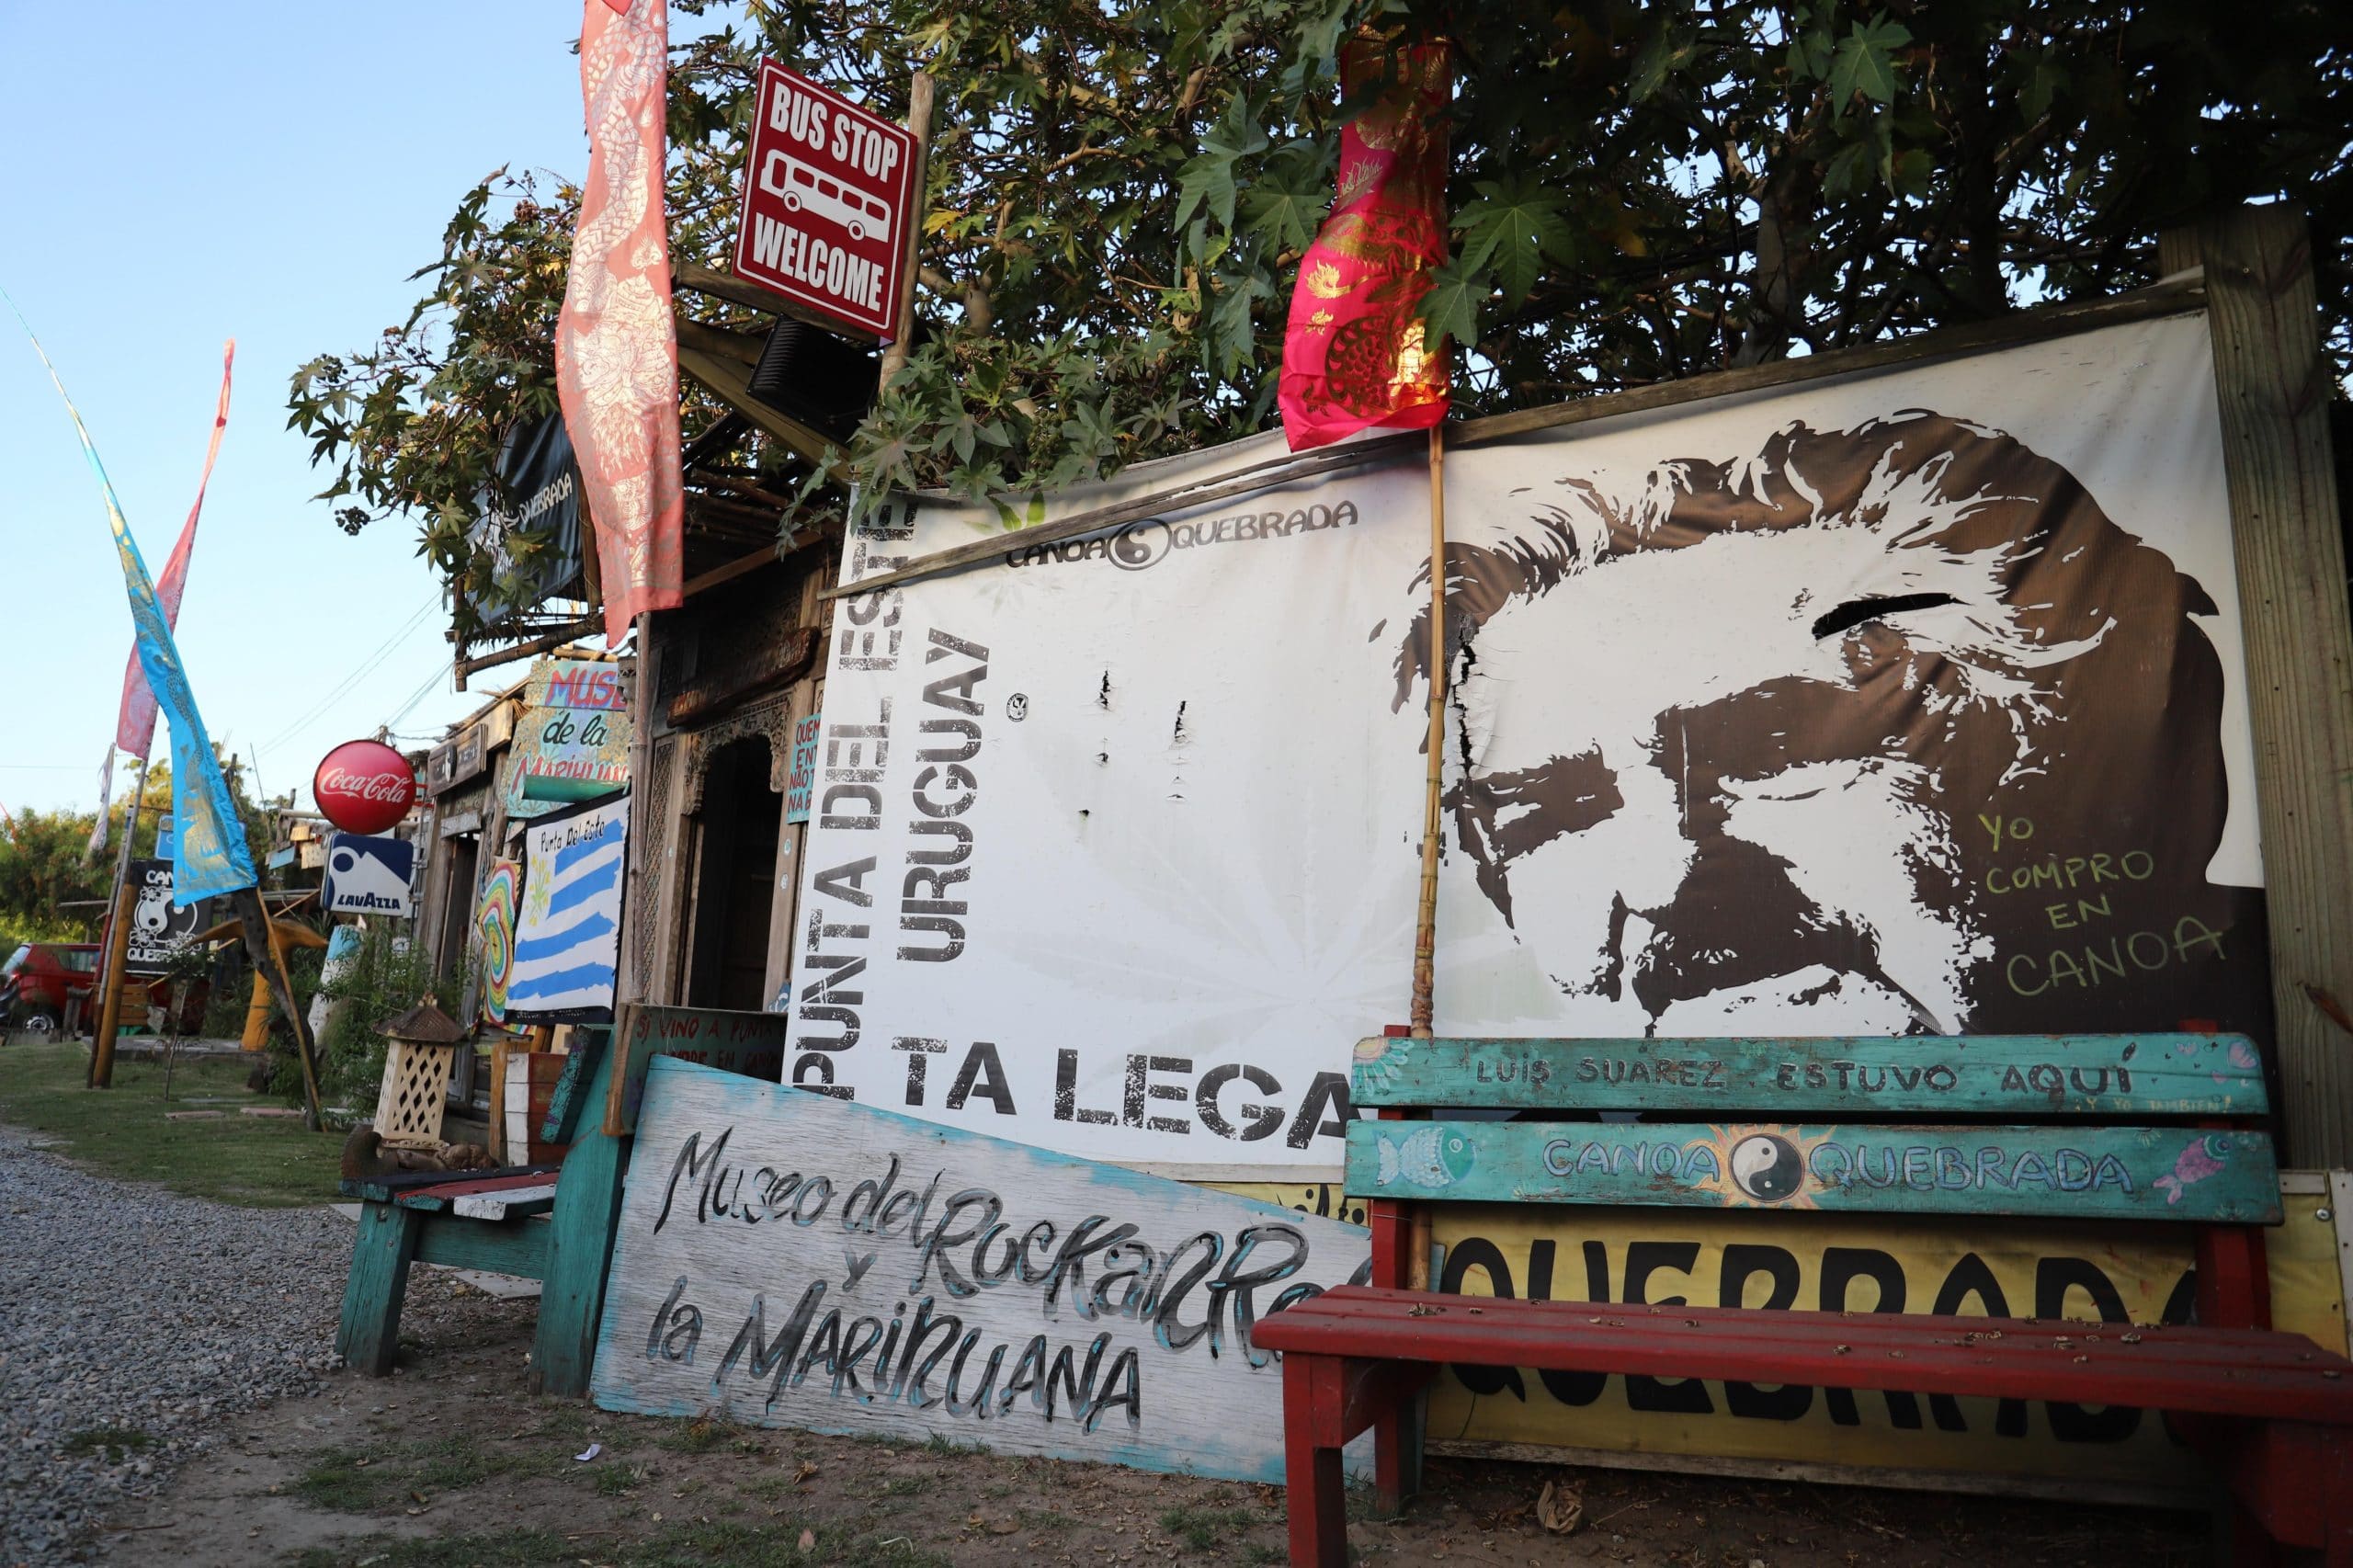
[0,1041,339,1207]
[61,1426,153,1462]
[288,1520,952,1568]
[295,1434,583,1513]
[593,1462,649,1496]
[656,1416,762,1455]
[1158,1504,1270,1551]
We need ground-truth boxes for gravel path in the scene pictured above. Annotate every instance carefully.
[0,1124,347,1565]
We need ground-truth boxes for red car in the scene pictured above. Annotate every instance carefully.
[1,942,100,1035]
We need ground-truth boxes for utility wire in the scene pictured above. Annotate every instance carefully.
[379,662,449,735]
[254,594,441,757]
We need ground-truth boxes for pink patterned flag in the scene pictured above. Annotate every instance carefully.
[117,340,232,757]
[1278,37,1452,451]
[557,0,685,645]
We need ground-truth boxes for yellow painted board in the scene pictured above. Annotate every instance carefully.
[1210,1178,2346,1492]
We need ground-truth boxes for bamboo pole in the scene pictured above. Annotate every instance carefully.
[1409,423,1448,1039]
[1404,423,1449,1293]
[88,753,151,1088]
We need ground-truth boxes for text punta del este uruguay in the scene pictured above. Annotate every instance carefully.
[790,599,1354,1150]
[640,1130,1357,1437]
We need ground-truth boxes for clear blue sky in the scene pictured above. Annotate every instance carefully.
[0,3,598,816]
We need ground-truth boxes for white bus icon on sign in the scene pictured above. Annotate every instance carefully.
[760,150,892,245]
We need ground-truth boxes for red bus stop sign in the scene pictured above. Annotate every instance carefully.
[732,59,917,342]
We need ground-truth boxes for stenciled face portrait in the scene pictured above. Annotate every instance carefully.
[1395,412,2270,1040]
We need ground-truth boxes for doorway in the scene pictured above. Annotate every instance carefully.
[685,738,783,1012]
[437,834,480,979]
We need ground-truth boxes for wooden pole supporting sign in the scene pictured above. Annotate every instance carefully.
[87,753,150,1088]
[2160,203,2353,1168]
[1410,424,1447,1040]
[231,886,324,1131]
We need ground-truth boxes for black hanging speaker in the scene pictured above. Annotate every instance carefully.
[746,320,880,442]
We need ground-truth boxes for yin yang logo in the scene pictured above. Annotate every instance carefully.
[1729,1133,1804,1202]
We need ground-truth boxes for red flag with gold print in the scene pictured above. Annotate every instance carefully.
[1278,36,1452,451]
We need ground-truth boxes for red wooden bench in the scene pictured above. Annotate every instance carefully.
[1253,1032,2353,1565]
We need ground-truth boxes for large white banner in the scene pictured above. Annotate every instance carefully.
[786,314,2269,1172]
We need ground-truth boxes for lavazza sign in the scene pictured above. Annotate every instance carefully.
[733,59,916,340]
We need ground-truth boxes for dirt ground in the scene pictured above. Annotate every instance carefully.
[85,1272,2210,1568]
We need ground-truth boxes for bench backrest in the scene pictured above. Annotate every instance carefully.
[600,1003,792,1137]
[1347,1033,2279,1225]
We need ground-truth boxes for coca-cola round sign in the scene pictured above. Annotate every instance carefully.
[313,740,417,835]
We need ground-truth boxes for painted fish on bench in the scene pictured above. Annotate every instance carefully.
[1347,1120,2282,1223]
[1373,1126,1474,1190]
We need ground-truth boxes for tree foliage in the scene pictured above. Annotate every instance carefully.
[293,0,2349,617]
[288,172,577,639]
[0,757,280,943]
[0,809,108,942]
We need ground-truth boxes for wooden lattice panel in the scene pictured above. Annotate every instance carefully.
[632,733,676,998]
[373,1040,456,1149]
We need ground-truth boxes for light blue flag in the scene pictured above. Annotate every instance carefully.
[8,294,256,906]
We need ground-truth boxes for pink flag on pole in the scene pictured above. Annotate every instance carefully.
[117,339,233,756]
[557,0,684,645]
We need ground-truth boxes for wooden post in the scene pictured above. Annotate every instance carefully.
[2163,205,2353,1167]
[1405,429,1448,1297]
[876,70,935,391]
[1409,424,1448,1038]
[233,886,323,1131]
[620,611,656,1005]
[88,754,151,1086]
[88,880,136,1088]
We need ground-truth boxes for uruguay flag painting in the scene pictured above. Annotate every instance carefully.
[506,790,628,1021]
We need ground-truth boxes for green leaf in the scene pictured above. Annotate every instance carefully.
[1174,97,1270,232]
[1417,258,1486,358]
[1889,146,1934,199]
[1829,16,1911,112]
[2017,56,2065,124]
[1822,137,1876,199]
[1629,24,1698,103]
[1454,177,1572,305]
[1239,143,1330,256]
[1785,28,1834,82]
[1175,152,1238,232]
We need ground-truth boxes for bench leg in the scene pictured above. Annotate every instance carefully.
[337,1202,422,1376]
[2318,1426,2353,1568]
[2210,1491,2277,1568]
[531,1119,628,1399]
[1284,1353,1349,1568]
[1370,1365,1421,1514]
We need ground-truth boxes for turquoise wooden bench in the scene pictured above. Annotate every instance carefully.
[336,1030,625,1396]
[335,1004,789,1397]
[1255,1032,2353,1566]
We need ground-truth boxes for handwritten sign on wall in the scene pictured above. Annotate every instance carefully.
[507,658,633,820]
[1351,1119,2282,1222]
[605,1004,791,1136]
[589,1059,1370,1480]
[507,790,628,1022]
